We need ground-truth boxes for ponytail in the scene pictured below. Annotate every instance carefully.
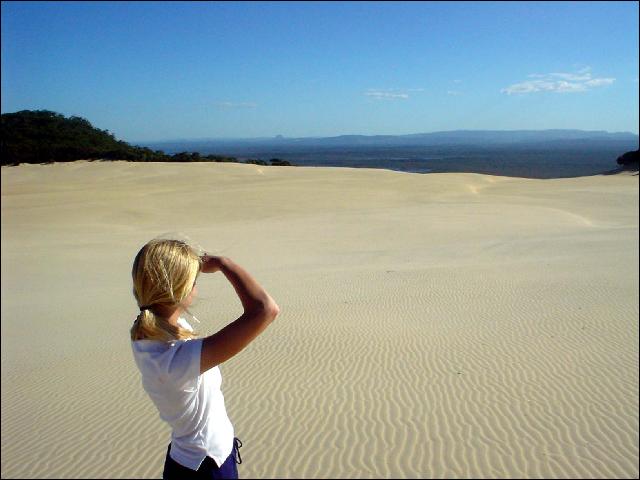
[130,307,195,341]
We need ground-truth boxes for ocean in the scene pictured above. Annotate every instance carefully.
[143,142,638,179]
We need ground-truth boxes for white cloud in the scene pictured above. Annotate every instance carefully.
[502,68,615,95]
[215,101,258,108]
[447,90,462,96]
[528,70,592,82]
[364,89,410,100]
[583,78,615,87]
[452,79,462,84]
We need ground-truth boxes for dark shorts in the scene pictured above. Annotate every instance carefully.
[162,438,242,480]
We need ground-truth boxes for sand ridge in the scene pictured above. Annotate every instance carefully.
[1,161,638,478]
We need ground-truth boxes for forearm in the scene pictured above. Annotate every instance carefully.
[219,257,277,312]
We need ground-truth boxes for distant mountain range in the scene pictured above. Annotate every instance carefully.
[143,129,639,151]
[139,129,638,179]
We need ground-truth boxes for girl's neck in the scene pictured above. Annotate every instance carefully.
[166,308,182,327]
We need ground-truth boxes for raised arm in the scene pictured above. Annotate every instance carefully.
[199,256,280,373]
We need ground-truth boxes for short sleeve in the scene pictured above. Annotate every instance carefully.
[164,338,203,391]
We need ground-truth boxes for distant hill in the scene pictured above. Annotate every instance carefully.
[290,129,638,147]
[146,129,639,151]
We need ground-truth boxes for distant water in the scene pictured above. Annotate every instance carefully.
[144,143,637,179]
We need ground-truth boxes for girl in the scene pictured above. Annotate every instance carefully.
[130,238,280,479]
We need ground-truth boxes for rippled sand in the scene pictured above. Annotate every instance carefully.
[1,161,638,478]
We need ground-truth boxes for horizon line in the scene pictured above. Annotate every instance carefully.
[132,128,640,145]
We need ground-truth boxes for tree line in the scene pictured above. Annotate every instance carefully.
[0,110,291,167]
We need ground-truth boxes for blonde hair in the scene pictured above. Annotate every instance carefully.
[130,238,202,341]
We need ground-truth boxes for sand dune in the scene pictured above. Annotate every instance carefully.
[1,161,638,478]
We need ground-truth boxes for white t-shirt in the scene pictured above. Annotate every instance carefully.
[131,317,235,470]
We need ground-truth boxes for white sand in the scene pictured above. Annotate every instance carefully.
[1,161,638,478]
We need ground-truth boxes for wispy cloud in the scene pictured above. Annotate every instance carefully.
[447,90,462,96]
[364,89,411,100]
[502,67,615,95]
[528,68,592,82]
[583,78,615,87]
[215,101,258,108]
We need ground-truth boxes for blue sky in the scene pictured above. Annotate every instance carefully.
[1,1,638,143]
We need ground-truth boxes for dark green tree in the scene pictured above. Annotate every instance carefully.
[0,110,172,165]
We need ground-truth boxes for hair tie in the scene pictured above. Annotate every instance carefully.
[139,305,152,311]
